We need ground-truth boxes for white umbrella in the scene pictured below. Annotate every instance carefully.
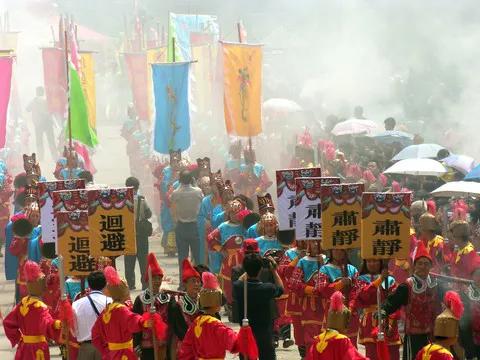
[431,181,480,197]
[331,118,378,136]
[383,158,447,177]
[441,154,476,175]
[263,98,303,114]
[391,143,446,161]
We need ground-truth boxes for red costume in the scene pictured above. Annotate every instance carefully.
[415,344,454,360]
[450,241,476,279]
[3,260,62,360]
[306,329,368,360]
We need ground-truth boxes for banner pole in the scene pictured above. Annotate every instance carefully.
[63,30,72,154]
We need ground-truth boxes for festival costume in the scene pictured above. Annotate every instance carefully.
[198,194,223,273]
[352,274,400,360]
[237,147,272,199]
[306,291,368,360]
[449,221,477,279]
[415,344,454,360]
[160,162,180,256]
[3,261,62,360]
[418,213,446,273]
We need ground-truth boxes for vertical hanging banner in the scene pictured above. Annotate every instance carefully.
[152,62,191,154]
[79,52,96,131]
[124,53,149,121]
[88,188,136,256]
[321,183,364,250]
[57,211,95,276]
[0,32,19,53]
[191,38,215,117]
[37,179,86,245]
[0,56,12,148]
[276,167,321,230]
[361,192,412,259]
[222,42,263,137]
[168,13,219,62]
[52,188,89,213]
[41,48,67,116]
[147,47,167,120]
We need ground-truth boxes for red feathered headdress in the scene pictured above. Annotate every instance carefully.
[452,200,468,221]
[330,291,344,312]
[104,266,122,286]
[426,199,436,216]
[145,253,164,282]
[391,181,401,192]
[444,291,464,319]
[182,258,200,283]
[24,260,44,282]
[202,272,219,290]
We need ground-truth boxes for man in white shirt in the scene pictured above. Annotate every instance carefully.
[72,270,112,360]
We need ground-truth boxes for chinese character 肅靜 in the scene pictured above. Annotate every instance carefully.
[332,229,359,246]
[305,204,321,220]
[372,220,402,236]
[333,211,358,227]
[305,222,321,238]
[372,239,402,256]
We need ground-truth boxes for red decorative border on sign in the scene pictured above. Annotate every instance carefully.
[321,183,364,211]
[276,167,321,197]
[361,192,412,219]
[56,210,89,237]
[295,177,322,205]
[52,189,89,213]
[37,179,85,207]
[88,188,134,215]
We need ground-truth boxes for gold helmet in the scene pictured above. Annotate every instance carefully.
[327,291,351,331]
[448,220,470,240]
[434,291,464,338]
[199,272,223,311]
[104,266,130,302]
[419,212,437,232]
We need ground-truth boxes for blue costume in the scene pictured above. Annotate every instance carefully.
[255,235,282,256]
[197,194,223,270]
[319,263,358,282]
[297,256,323,282]
[358,274,395,289]
[212,210,226,229]
[246,223,259,238]
[160,166,179,252]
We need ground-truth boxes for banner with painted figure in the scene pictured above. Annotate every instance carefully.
[0,56,12,148]
[276,167,322,231]
[152,62,191,154]
[168,13,219,62]
[321,183,364,250]
[88,188,136,256]
[79,52,96,131]
[41,48,67,116]
[361,192,412,259]
[147,47,167,120]
[37,179,86,245]
[57,210,95,276]
[124,53,149,121]
[222,42,263,137]
[52,188,89,213]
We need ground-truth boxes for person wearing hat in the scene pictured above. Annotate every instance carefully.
[246,193,275,239]
[255,211,282,256]
[417,211,446,273]
[179,272,241,359]
[459,254,480,359]
[237,146,273,200]
[305,291,368,359]
[287,240,330,355]
[92,266,165,360]
[382,242,443,360]
[448,220,477,279]
[132,253,172,359]
[415,291,464,360]
[3,260,63,359]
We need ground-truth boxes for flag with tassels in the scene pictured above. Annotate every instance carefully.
[237,276,259,360]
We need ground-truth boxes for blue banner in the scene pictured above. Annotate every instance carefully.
[152,62,191,154]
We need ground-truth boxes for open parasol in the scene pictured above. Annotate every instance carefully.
[431,181,480,197]
[383,158,447,177]
[331,118,378,136]
[441,154,476,175]
[391,143,446,161]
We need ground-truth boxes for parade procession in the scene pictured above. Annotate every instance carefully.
[2,1,480,360]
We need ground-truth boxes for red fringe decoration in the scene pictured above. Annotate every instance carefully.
[104,266,121,286]
[238,325,259,360]
[445,290,464,319]
[372,327,390,360]
[426,199,436,216]
[202,271,219,290]
[58,299,76,333]
[23,260,43,282]
[142,312,168,341]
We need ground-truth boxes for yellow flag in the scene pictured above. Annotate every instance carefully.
[222,42,263,137]
[79,52,96,131]
[147,47,167,121]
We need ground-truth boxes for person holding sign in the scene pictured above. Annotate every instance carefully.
[351,259,401,360]
[381,242,443,360]
[318,249,360,346]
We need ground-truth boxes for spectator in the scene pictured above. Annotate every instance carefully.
[124,176,153,290]
[233,253,284,360]
[384,117,396,131]
[72,271,112,360]
[170,169,203,284]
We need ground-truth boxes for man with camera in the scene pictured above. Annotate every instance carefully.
[233,239,284,360]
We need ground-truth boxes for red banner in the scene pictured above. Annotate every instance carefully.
[0,57,12,148]
[41,48,67,116]
[124,53,149,121]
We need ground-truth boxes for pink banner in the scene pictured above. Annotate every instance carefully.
[42,48,67,116]
[124,53,149,121]
[0,57,12,148]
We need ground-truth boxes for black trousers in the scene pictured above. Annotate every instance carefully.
[175,221,199,283]
[403,334,429,360]
[124,235,148,290]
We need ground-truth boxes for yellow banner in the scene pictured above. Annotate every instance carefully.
[88,188,136,256]
[57,211,95,277]
[222,42,262,137]
[321,184,363,250]
[147,47,167,121]
[361,193,412,259]
[79,52,96,131]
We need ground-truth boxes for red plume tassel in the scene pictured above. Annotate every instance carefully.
[444,290,464,319]
[237,325,259,360]
[58,299,76,334]
[372,327,390,360]
[141,312,168,341]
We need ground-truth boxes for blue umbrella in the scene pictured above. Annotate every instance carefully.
[371,130,413,146]
[465,163,480,181]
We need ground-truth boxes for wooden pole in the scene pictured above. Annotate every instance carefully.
[58,256,70,360]
[172,37,176,62]
[63,30,72,154]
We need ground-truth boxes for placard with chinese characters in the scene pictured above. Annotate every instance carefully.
[295,177,322,240]
[276,167,321,230]
[38,179,85,244]
[52,189,89,213]
[88,188,136,256]
[57,210,95,276]
[361,192,412,259]
[321,183,364,250]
